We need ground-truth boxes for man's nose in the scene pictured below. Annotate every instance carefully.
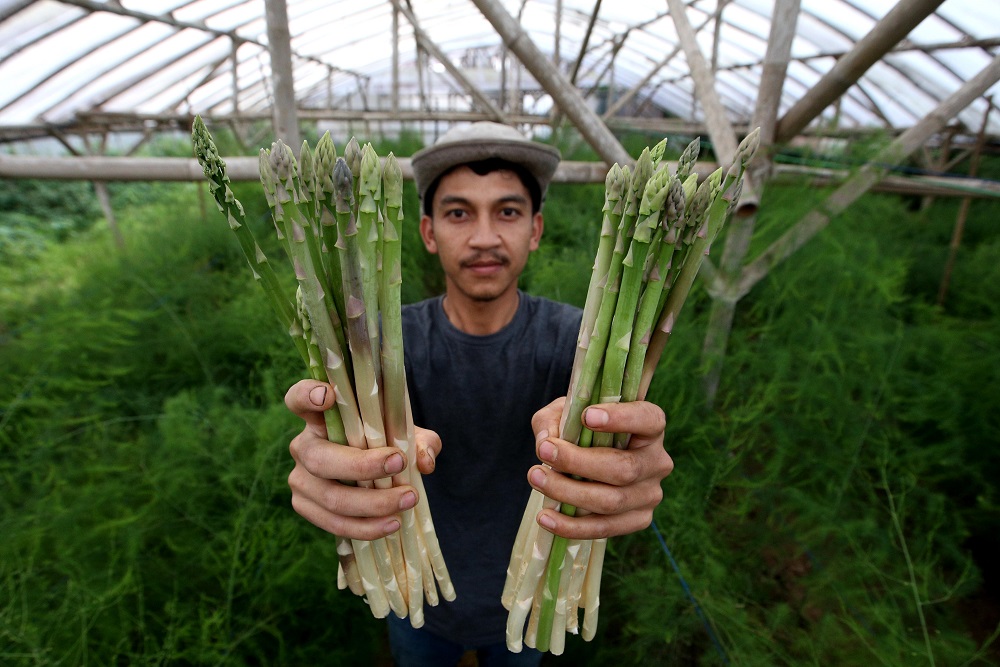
[468,219,501,247]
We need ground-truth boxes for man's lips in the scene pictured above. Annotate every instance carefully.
[461,254,509,272]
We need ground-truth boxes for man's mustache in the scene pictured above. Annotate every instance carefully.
[460,251,510,268]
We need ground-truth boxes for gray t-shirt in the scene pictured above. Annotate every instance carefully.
[401,291,582,646]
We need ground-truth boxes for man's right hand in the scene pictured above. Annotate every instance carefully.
[285,379,441,541]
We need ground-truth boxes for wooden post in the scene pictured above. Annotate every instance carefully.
[775,0,946,143]
[392,3,400,115]
[937,97,993,306]
[264,0,300,147]
[471,0,631,167]
[739,54,1000,297]
[698,0,800,407]
[392,0,505,122]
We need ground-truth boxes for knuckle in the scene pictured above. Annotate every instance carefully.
[596,487,630,516]
[660,451,675,476]
[648,483,664,507]
[319,483,348,515]
[646,402,667,430]
[287,465,303,491]
[297,441,325,474]
[618,454,644,486]
[289,492,310,518]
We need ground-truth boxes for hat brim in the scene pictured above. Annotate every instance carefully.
[411,138,561,203]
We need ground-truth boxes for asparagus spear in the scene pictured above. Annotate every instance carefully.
[639,128,760,397]
[191,118,368,607]
[505,131,758,653]
[191,118,302,357]
[357,143,385,382]
[378,152,429,625]
[263,141,399,618]
[561,164,627,437]
[313,132,352,366]
[194,120,456,624]
[615,178,687,448]
[590,165,672,448]
[533,165,673,652]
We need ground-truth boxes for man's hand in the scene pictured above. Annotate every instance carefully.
[285,379,442,541]
[526,397,673,539]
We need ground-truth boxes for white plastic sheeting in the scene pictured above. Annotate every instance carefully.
[0,0,998,138]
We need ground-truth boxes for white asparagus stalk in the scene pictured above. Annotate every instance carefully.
[404,388,456,602]
[580,538,608,642]
[379,152,428,625]
[547,539,578,655]
[563,537,592,634]
[503,488,551,608]
[505,513,557,653]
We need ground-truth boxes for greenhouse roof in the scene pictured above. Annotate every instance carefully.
[0,0,998,150]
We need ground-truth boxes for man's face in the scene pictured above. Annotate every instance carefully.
[419,166,544,304]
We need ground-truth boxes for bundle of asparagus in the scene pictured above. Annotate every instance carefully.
[503,130,760,654]
[191,117,454,626]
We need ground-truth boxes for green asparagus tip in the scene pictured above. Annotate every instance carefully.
[676,137,701,180]
[299,140,316,198]
[709,166,724,189]
[634,146,653,184]
[649,137,668,166]
[604,163,618,192]
[191,116,225,181]
[688,177,714,224]
[727,178,745,216]
[332,157,355,213]
[268,140,298,205]
[344,137,362,181]
[607,163,626,201]
[664,178,685,227]
[639,166,671,217]
[316,142,338,201]
[738,127,761,164]
[360,143,382,197]
[316,131,337,159]
[383,153,403,207]
[258,148,277,207]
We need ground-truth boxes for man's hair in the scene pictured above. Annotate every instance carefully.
[422,158,543,217]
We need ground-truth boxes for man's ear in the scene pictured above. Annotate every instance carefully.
[529,212,544,251]
[419,214,438,254]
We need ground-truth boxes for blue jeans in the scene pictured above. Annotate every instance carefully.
[387,615,544,667]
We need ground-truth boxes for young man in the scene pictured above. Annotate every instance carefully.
[284,122,673,666]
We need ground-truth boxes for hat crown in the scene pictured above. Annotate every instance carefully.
[410,122,561,204]
[434,121,533,146]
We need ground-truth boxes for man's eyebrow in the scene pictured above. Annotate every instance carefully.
[496,194,530,205]
[438,194,472,207]
[437,193,530,207]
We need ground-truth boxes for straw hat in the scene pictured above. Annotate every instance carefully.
[410,122,561,203]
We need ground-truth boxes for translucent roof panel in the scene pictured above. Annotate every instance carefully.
[0,0,998,142]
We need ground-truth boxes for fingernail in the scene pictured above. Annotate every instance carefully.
[384,519,400,534]
[529,467,546,488]
[536,428,549,443]
[584,407,609,428]
[539,440,557,463]
[423,448,435,470]
[399,491,417,510]
[383,453,405,475]
[537,513,557,531]
[309,385,327,406]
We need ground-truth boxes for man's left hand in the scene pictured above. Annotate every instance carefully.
[527,397,673,539]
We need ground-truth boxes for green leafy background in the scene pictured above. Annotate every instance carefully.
[1,128,998,665]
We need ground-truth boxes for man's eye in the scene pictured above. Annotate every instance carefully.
[499,207,521,218]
